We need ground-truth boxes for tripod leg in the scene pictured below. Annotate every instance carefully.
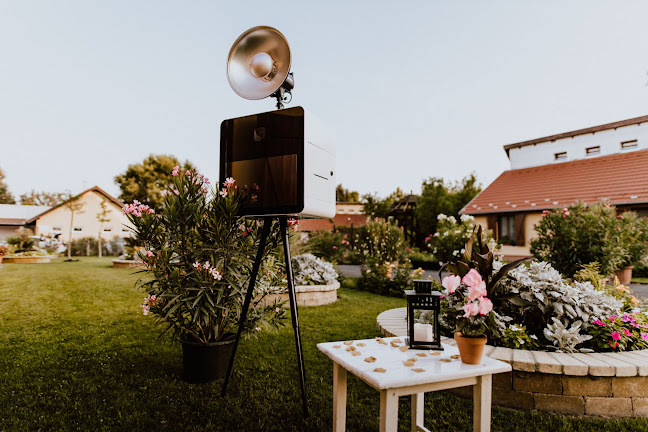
[221,218,272,397]
[280,216,309,418]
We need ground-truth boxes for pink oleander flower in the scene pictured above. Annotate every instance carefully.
[462,301,480,318]
[193,261,201,270]
[332,246,338,249]
[624,329,632,337]
[275,307,281,313]
[442,275,461,294]
[478,297,493,315]
[142,305,150,315]
[219,188,228,197]
[172,166,179,176]
[224,177,235,188]
[462,269,483,288]
[591,319,606,326]
[255,327,261,332]
[611,331,621,341]
[210,268,222,281]
[145,250,154,257]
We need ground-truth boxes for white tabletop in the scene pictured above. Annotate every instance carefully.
[317,336,511,390]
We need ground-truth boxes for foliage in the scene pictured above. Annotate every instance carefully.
[427,213,495,264]
[587,311,648,351]
[406,248,438,270]
[415,173,481,235]
[574,263,640,310]
[69,236,124,257]
[19,190,67,206]
[500,324,540,350]
[7,227,35,250]
[544,318,592,353]
[292,254,338,285]
[440,227,528,338]
[0,166,15,204]
[357,257,413,297]
[335,184,359,202]
[530,202,648,277]
[114,154,195,210]
[361,188,406,219]
[127,168,286,344]
[307,229,356,264]
[354,218,406,264]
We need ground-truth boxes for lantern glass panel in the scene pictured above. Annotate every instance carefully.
[405,289,443,350]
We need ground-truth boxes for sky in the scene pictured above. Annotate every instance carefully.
[1,1,647,202]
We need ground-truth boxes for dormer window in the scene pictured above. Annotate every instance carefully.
[586,146,600,156]
[554,152,567,160]
[621,139,638,149]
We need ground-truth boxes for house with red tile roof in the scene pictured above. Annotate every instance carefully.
[461,115,648,259]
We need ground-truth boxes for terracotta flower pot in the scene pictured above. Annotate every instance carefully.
[454,332,487,365]
[615,266,634,285]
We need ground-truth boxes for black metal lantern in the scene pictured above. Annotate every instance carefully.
[406,281,443,350]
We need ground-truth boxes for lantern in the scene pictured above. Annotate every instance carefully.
[406,280,443,350]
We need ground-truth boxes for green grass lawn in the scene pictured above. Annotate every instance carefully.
[2,258,648,431]
[632,277,648,284]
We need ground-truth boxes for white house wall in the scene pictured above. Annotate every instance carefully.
[509,122,648,170]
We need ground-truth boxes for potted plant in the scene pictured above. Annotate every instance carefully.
[125,167,286,383]
[0,245,8,264]
[441,227,528,364]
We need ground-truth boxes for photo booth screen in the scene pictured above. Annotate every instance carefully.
[220,107,305,216]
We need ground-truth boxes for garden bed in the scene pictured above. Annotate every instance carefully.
[112,259,146,269]
[2,255,53,264]
[378,307,648,417]
[265,281,340,307]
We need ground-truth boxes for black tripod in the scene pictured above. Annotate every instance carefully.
[221,215,308,418]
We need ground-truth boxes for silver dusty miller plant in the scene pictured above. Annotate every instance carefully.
[292,253,339,285]
[544,318,593,353]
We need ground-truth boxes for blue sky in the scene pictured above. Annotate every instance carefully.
[1,1,646,201]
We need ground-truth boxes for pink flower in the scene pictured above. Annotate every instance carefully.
[224,177,235,188]
[193,261,201,270]
[624,329,632,337]
[172,166,179,176]
[611,331,621,341]
[287,218,299,229]
[462,269,483,288]
[255,327,261,332]
[467,281,487,300]
[210,268,222,281]
[275,307,281,313]
[462,301,480,318]
[145,250,154,257]
[591,319,606,326]
[641,333,648,340]
[609,341,619,349]
[478,297,493,315]
[442,275,461,294]
[622,313,632,322]
[219,188,228,197]
[332,246,338,249]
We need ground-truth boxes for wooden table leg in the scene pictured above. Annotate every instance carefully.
[411,393,424,432]
[379,390,398,432]
[333,362,347,432]
[473,374,492,432]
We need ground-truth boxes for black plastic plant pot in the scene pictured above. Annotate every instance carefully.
[180,337,235,384]
[413,279,433,294]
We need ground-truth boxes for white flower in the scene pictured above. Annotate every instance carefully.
[460,215,474,223]
[437,214,447,221]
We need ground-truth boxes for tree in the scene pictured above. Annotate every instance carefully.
[63,193,85,261]
[20,190,67,206]
[362,188,406,219]
[114,154,195,210]
[0,167,15,204]
[96,199,111,258]
[335,184,360,202]
[416,173,482,235]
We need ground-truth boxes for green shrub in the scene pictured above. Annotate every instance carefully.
[356,257,413,297]
[530,202,648,277]
[70,237,124,257]
[427,214,495,264]
[307,229,355,264]
[354,218,406,263]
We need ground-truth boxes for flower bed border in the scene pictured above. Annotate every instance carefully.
[265,281,340,307]
[377,307,648,417]
[2,256,53,264]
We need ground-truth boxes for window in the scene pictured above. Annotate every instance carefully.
[586,146,600,155]
[338,209,345,214]
[73,227,82,232]
[103,228,112,233]
[52,227,62,232]
[554,152,567,160]
[122,228,130,232]
[498,215,516,245]
[621,139,638,149]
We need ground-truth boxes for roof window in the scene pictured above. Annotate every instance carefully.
[586,146,600,155]
[554,152,567,160]
[621,139,638,149]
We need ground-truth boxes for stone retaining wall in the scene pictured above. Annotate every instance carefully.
[263,281,340,307]
[377,307,648,417]
[2,256,53,264]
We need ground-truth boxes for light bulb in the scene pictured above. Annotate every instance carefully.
[249,52,275,79]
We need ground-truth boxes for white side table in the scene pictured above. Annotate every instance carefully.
[317,337,511,432]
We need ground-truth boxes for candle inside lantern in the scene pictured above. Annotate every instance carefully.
[413,323,433,343]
